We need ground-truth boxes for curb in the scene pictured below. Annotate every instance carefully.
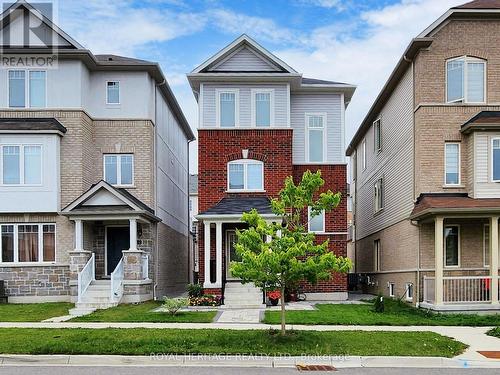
[0,354,499,368]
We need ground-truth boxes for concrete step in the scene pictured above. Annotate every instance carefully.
[220,304,266,309]
[81,296,112,304]
[75,302,118,310]
[68,307,96,317]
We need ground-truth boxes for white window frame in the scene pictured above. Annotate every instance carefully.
[491,137,500,182]
[106,81,120,105]
[361,139,366,171]
[484,223,490,268]
[0,144,43,186]
[405,282,413,302]
[373,118,382,152]
[0,223,56,264]
[374,177,384,213]
[374,239,381,272]
[444,224,460,268]
[388,282,395,297]
[103,154,134,187]
[251,89,274,127]
[444,142,461,186]
[216,89,239,127]
[305,112,327,163]
[445,56,487,104]
[308,207,325,233]
[227,159,264,192]
[8,69,47,109]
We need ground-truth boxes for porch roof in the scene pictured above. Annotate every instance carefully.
[197,196,275,219]
[410,193,500,220]
[0,118,67,134]
[461,111,500,134]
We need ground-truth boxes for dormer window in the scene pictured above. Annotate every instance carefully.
[446,56,486,103]
[217,89,239,127]
[227,159,263,191]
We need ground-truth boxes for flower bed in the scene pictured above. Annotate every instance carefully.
[189,294,222,307]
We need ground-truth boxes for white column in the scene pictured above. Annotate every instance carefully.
[434,216,444,305]
[490,216,499,305]
[215,222,223,287]
[204,221,212,287]
[75,219,84,251]
[129,218,138,251]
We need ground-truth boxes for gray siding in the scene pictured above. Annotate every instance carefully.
[211,47,279,72]
[201,83,288,127]
[291,93,344,164]
[354,66,414,240]
[473,132,500,198]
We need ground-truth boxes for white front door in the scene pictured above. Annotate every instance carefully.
[226,230,240,279]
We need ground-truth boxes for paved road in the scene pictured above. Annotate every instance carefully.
[0,367,496,375]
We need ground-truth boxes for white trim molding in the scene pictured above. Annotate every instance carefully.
[215,88,240,128]
[250,88,275,127]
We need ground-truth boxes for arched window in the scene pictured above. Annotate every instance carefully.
[446,56,486,103]
[227,159,264,191]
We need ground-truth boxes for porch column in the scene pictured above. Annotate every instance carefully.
[203,221,212,288]
[129,218,138,251]
[215,222,223,287]
[490,216,499,305]
[75,219,84,251]
[434,216,444,305]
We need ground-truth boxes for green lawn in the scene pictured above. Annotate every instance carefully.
[0,303,73,322]
[264,299,500,326]
[0,328,467,357]
[70,301,217,323]
[487,327,500,338]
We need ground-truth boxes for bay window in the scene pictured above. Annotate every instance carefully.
[0,224,56,263]
[104,154,134,186]
[9,70,46,108]
[444,225,459,267]
[218,90,238,127]
[306,113,326,163]
[444,143,460,185]
[446,56,486,103]
[227,159,263,191]
[1,144,42,185]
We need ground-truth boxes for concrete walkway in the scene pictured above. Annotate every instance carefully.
[0,322,498,362]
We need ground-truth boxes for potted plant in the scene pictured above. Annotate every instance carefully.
[267,290,281,306]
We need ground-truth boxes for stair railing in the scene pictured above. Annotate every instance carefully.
[77,253,95,303]
[110,256,124,303]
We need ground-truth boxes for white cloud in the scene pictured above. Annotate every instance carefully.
[295,0,346,10]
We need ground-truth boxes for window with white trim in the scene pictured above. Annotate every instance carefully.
[1,144,42,185]
[0,223,55,263]
[374,177,384,213]
[218,90,238,127]
[444,143,460,185]
[9,70,46,108]
[104,154,134,186]
[405,282,413,301]
[388,282,395,297]
[361,139,366,170]
[253,90,273,127]
[306,114,326,163]
[227,159,263,191]
[374,239,381,272]
[492,138,500,182]
[446,56,486,103]
[106,81,120,104]
[444,225,459,267]
[484,224,490,268]
[308,207,325,233]
[374,119,381,152]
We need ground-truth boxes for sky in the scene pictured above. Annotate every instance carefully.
[52,0,467,173]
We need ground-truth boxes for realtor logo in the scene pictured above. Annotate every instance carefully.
[0,0,59,68]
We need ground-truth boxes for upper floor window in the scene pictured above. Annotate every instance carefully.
[306,113,326,163]
[252,90,273,127]
[361,138,366,170]
[308,207,325,233]
[444,143,460,186]
[1,144,42,185]
[374,119,382,152]
[1,223,55,263]
[492,138,500,182]
[106,81,120,104]
[9,70,46,108]
[446,56,486,103]
[217,90,239,127]
[104,154,134,186]
[374,177,384,213]
[227,159,263,191]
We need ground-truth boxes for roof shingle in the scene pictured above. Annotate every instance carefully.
[199,197,273,216]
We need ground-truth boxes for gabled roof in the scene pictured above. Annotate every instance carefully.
[0,118,66,134]
[453,0,500,9]
[191,34,298,74]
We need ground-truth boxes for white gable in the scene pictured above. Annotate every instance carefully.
[210,46,281,72]
[81,188,128,206]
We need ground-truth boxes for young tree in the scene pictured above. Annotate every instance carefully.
[230,170,352,336]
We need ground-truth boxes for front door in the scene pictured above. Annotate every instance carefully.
[226,230,241,279]
[106,226,130,275]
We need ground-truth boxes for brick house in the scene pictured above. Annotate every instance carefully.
[188,35,355,306]
[347,0,500,312]
[0,2,194,314]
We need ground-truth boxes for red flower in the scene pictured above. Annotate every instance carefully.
[267,290,281,300]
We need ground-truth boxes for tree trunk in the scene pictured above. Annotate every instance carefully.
[280,285,286,336]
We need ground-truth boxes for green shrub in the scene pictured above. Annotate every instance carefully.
[162,297,188,315]
[374,294,385,313]
[187,283,203,298]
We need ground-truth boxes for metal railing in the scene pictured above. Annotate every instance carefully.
[142,254,149,280]
[77,253,95,303]
[424,275,496,304]
[110,257,124,303]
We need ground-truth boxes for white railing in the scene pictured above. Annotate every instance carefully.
[423,276,435,303]
[110,257,124,303]
[77,253,95,303]
[142,254,149,280]
[443,276,492,304]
